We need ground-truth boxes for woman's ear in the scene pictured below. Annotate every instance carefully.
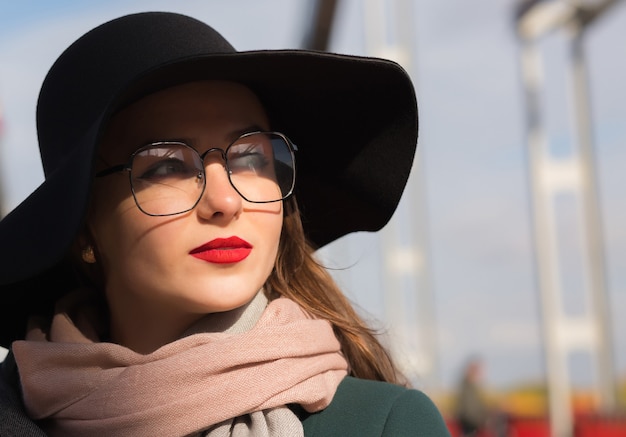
[76,229,97,264]
[70,226,105,290]
[81,246,97,264]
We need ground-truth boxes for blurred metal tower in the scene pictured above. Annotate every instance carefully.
[514,1,620,436]
[302,0,439,391]
[360,0,439,392]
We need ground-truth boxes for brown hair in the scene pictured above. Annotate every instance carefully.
[267,197,407,386]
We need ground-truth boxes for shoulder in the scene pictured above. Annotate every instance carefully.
[0,352,48,437]
[302,376,451,437]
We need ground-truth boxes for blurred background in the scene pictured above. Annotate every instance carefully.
[1,1,624,435]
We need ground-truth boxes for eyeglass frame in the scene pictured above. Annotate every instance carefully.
[95,130,298,217]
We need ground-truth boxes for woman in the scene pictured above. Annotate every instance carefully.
[0,11,451,436]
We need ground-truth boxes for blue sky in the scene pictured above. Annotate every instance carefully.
[0,0,624,394]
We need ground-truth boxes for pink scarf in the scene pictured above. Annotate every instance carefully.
[12,290,348,437]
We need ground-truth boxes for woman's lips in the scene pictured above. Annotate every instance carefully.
[189,236,252,264]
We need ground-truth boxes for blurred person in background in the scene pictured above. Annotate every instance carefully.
[454,356,490,436]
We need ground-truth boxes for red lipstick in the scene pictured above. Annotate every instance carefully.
[189,236,252,264]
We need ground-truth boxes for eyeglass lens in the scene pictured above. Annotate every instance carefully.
[129,132,295,216]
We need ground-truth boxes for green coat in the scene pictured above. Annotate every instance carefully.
[301,376,451,436]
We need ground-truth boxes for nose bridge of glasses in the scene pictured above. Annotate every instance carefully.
[199,147,227,168]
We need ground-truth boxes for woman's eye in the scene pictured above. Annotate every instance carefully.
[229,153,270,172]
[228,143,271,172]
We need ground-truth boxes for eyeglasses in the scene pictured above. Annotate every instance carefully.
[95,131,297,216]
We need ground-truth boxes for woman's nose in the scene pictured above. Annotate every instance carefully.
[195,158,243,221]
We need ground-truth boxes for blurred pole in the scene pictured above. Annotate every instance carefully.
[301,0,338,51]
[519,37,574,437]
[567,10,616,412]
[363,0,440,391]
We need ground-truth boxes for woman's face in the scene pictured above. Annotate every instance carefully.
[89,80,283,351]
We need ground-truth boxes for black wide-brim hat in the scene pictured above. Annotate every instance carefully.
[0,11,417,347]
